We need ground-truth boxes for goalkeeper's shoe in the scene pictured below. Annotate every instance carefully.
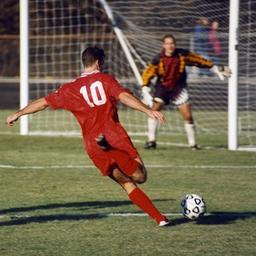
[144,141,157,149]
[95,134,111,151]
[191,144,201,150]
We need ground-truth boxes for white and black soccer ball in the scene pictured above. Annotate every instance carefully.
[181,194,206,220]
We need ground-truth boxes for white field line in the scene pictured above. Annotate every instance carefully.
[0,134,223,149]
[108,212,255,217]
[133,139,188,147]
[2,135,255,151]
[0,164,256,170]
[132,139,226,150]
[0,212,255,219]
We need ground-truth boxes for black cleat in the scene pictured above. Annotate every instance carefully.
[191,144,201,150]
[95,134,111,151]
[144,141,157,149]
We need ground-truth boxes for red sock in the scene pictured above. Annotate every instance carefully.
[128,187,166,224]
[106,149,139,176]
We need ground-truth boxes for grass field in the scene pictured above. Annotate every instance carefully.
[0,111,256,256]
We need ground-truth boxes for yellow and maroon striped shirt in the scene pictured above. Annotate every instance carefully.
[142,48,213,89]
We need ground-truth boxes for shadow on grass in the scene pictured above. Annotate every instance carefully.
[1,211,255,227]
[170,212,256,227]
[0,200,133,214]
[0,198,173,226]
[0,201,255,227]
[196,211,256,225]
[0,198,173,214]
[0,213,107,226]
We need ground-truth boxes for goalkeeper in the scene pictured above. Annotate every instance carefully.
[141,34,231,149]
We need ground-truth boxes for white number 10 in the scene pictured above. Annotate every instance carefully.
[80,81,107,108]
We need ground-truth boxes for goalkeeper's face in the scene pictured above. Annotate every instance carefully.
[163,37,176,56]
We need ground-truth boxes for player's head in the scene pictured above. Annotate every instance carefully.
[162,34,176,55]
[82,46,105,70]
[211,20,219,30]
[198,17,209,26]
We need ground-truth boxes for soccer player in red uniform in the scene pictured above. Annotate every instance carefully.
[142,34,231,149]
[6,46,169,226]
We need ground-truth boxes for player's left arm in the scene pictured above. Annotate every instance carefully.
[6,97,49,127]
[184,50,214,68]
[184,50,231,80]
[118,92,164,123]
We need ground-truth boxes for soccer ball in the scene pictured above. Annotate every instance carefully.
[181,194,206,220]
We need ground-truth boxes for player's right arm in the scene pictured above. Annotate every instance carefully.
[106,74,164,123]
[141,55,160,107]
[119,92,164,123]
[6,97,49,126]
[141,54,160,87]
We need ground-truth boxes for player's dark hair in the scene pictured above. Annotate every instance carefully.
[82,46,105,68]
[162,34,176,44]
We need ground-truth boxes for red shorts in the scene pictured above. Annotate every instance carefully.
[87,136,139,176]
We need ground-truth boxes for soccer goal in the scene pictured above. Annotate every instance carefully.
[20,0,256,150]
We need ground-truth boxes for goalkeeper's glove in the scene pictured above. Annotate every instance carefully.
[141,86,153,107]
[210,65,232,81]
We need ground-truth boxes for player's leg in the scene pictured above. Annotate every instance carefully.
[145,83,170,149]
[109,167,169,226]
[145,100,163,149]
[96,134,147,184]
[172,88,199,149]
[129,155,148,184]
[178,102,199,149]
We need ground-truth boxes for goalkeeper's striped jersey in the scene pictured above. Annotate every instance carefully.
[142,48,213,89]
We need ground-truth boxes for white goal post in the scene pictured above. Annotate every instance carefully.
[228,0,239,150]
[19,0,255,151]
[20,0,29,135]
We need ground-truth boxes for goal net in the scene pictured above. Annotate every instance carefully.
[237,0,256,150]
[26,0,256,148]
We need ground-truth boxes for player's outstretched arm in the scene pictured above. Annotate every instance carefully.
[119,92,164,123]
[186,52,231,80]
[210,65,232,80]
[6,97,49,127]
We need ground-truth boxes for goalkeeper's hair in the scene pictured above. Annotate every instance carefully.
[162,34,176,44]
[82,46,105,68]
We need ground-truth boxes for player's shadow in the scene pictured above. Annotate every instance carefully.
[0,198,174,214]
[0,198,174,226]
[0,200,133,215]
[170,211,256,227]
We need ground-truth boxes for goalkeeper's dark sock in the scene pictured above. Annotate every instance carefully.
[128,187,167,224]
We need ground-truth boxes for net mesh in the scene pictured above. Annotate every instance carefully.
[28,0,256,147]
[238,0,256,147]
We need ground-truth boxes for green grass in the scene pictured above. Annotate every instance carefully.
[0,111,256,255]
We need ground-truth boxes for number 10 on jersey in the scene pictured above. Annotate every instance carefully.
[80,81,107,107]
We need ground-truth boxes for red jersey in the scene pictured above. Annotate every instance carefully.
[45,71,129,153]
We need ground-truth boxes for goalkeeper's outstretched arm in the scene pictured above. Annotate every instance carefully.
[6,97,49,126]
[210,65,232,80]
[186,52,232,80]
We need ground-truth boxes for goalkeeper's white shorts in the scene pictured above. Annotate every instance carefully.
[154,85,189,106]
[172,88,189,106]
